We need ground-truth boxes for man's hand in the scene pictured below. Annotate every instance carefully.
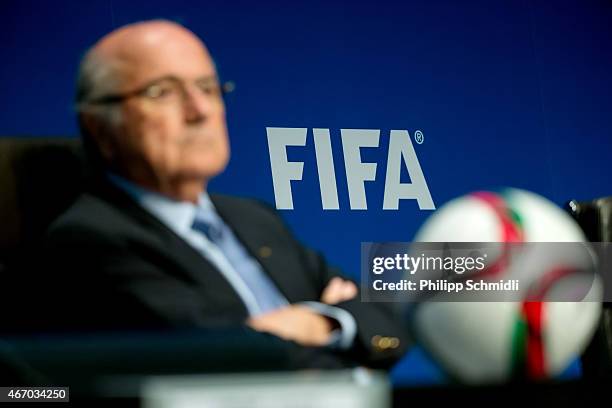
[320,277,358,305]
[247,305,334,346]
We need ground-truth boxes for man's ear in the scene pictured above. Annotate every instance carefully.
[80,112,116,161]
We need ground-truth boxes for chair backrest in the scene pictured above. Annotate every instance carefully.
[0,137,85,263]
[567,197,612,242]
[566,197,612,378]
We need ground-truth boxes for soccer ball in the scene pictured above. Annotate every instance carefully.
[409,188,602,383]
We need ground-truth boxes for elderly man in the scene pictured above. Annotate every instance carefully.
[41,20,408,368]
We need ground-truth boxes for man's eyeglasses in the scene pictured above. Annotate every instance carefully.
[84,75,235,106]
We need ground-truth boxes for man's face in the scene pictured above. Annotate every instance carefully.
[92,25,230,192]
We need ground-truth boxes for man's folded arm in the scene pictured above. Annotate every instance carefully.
[301,248,411,368]
[251,200,411,368]
[299,301,358,350]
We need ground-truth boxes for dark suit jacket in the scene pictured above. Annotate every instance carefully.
[32,178,409,368]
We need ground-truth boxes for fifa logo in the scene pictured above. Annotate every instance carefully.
[266,128,435,210]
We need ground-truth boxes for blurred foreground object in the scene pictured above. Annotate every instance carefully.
[409,188,602,383]
[136,369,389,408]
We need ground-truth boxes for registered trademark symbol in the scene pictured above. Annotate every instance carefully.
[414,130,424,144]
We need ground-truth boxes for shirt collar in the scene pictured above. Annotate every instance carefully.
[107,173,214,236]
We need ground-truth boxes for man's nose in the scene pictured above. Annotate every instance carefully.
[182,86,213,124]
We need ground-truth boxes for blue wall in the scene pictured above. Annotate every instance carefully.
[2,0,610,383]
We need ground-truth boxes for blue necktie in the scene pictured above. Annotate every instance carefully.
[191,209,287,314]
[191,217,223,243]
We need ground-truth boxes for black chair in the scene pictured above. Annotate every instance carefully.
[566,198,612,378]
[0,137,85,266]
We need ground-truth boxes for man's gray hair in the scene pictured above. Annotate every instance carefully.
[75,47,120,110]
[75,47,122,170]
